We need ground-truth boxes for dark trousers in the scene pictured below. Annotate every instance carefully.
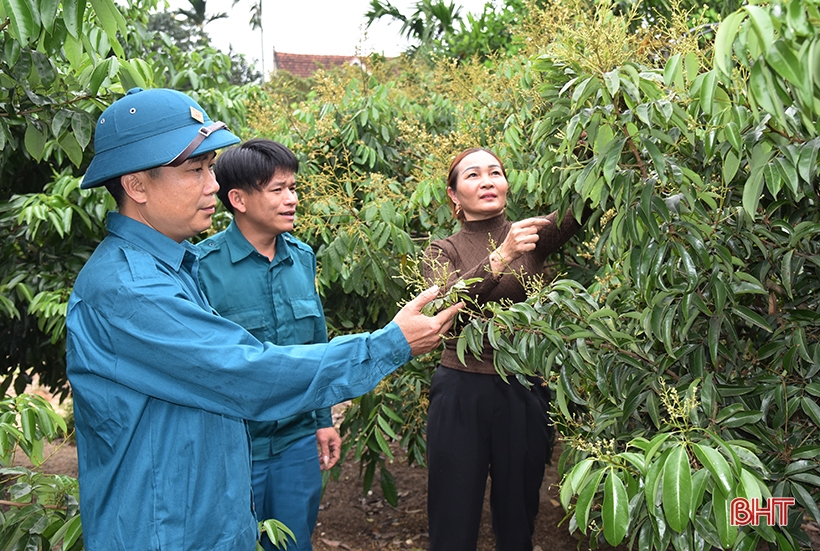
[427,366,551,551]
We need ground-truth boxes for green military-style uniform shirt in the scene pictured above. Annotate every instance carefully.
[198,220,332,459]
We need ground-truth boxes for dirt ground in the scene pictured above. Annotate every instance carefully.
[18,435,616,551]
[12,401,820,551]
[14,435,820,551]
[312,440,604,551]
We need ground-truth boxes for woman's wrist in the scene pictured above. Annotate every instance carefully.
[489,248,506,276]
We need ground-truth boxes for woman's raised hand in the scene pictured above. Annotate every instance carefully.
[490,217,551,270]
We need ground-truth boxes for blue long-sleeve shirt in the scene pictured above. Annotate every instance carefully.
[198,220,331,460]
[66,213,410,551]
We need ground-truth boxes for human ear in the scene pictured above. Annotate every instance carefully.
[121,173,148,205]
[446,186,459,206]
[227,189,246,213]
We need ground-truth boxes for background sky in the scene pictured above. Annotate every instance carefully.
[168,0,493,77]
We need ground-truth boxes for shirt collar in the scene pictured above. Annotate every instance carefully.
[106,212,196,271]
[224,219,293,266]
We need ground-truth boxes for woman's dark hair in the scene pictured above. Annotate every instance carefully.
[214,139,299,214]
[445,147,506,222]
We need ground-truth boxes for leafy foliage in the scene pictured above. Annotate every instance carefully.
[365,0,533,60]
[448,0,820,548]
[251,0,820,548]
[0,0,257,395]
[2,0,818,549]
[0,394,79,551]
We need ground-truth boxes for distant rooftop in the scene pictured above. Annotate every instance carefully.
[272,51,363,78]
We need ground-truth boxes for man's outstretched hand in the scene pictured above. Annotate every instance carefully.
[392,286,463,356]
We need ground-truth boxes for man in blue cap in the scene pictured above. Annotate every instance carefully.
[67,88,461,551]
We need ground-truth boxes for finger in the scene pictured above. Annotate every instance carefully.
[433,301,464,333]
[326,453,340,469]
[515,217,551,227]
[404,285,440,314]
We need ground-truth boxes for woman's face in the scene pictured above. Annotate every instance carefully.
[447,150,508,221]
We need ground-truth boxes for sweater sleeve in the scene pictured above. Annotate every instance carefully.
[422,240,503,300]
[533,207,586,264]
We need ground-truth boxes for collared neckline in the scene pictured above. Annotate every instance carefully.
[223,219,293,266]
[106,212,196,271]
[461,212,508,234]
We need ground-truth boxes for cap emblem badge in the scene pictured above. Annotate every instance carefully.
[190,106,204,123]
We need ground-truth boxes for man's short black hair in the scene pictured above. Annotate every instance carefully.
[214,139,299,214]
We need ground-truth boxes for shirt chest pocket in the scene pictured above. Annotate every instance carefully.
[288,297,322,342]
[222,306,267,341]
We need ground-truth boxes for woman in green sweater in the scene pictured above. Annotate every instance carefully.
[422,148,586,551]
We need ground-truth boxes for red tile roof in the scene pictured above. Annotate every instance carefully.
[272,51,362,78]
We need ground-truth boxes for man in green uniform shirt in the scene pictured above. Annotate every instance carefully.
[198,139,335,550]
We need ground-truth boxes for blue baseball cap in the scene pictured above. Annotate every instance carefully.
[81,88,241,189]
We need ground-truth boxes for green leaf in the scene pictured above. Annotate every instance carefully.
[372,427,392,458]
[797,139,819,184]
[260,518,296,547]
[745,6,775,50]
[714,11,746,78]
[664,53,684,90]
[603,470,629,546]
[708,315,721,365]
[722,410,763,428]
[89,57,116,96]
[62,0,85,38]
[39,0,60,34]
[749,61,785,127]
[723,150,740,185]
[662,445,692,533]
[24,123,47,162]
[603,70,620,97]
[781,249,794,299]
[766,39,804,89]
[698,70,718,115]
[2,0,40,43]
[676,243,698,292]
[712,488,738,548]
[568,458,595,494]
[576,468,605,534]
[118,59,148,92]
[72,111,94,150]
[738,468,762,502]
[690,469,711,522]
[49,514,83,549]
[791,481,820,523]
[58,132,83,167]
[380,467,398,507]
[456,335,467,366]
[801,396,820,427]
[20,408,36,442]
[692,444,733,497]
[742,164,765,218]
[731,305,772,332]
[724,121,742,153]
[88,0,127,57]
[376,415,398,440]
